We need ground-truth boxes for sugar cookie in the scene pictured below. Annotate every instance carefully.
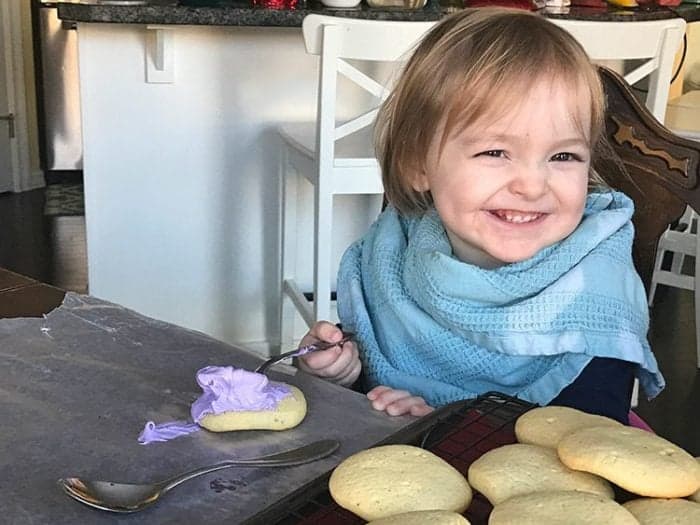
[329,444,472,521]
[623,497,700,524]
[489,490,638,525]
[367,510,470,525]
[198,385,306,431]
[467,443,613,505]
[691,458,700,503]
[557,426,700,498]
[515,406,621,449]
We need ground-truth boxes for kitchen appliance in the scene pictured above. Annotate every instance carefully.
[33,0,83,174]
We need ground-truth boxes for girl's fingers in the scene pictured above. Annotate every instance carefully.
[330,345,361,385]
[300,344,344,370]
[366,385,392,400]
[335,353,362,387]
[366,386,434,416]
[409,402,434,417]
[299,342,359,382]
[301,321,344,347]
[368,387,413,411]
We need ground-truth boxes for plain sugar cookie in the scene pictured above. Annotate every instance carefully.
[467,443,613,505]
[489,490,638,525]
[366,510,470,525]
[329,444,472,521]
[623,498,700,524]
[557,426,700,498]
[691,458,700,503]
[515,406,622,449]
[198,385,307,431]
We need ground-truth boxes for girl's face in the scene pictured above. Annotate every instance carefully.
[412,78,591,266]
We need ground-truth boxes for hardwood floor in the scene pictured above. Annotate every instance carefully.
[639,286,700,455]
[0,187,697,455]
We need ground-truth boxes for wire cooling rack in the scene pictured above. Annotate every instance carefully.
[260,392,536,525]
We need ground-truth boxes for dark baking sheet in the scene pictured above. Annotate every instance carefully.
[264,392,537,525]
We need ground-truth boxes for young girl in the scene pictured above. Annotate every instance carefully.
[296,8,664,424]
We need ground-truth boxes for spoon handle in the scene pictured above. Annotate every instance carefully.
[255,331,354,373]
[162,439,339,492]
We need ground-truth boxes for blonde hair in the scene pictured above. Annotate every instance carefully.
[375,8,606,215]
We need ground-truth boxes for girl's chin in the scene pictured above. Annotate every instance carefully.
[486,246,543,264]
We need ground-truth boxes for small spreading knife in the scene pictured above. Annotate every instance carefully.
[255,331,355,374]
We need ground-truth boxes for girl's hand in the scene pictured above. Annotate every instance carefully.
[367,385,434,417]
[296,321,361,387]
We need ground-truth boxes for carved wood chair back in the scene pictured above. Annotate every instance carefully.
[596,66,700,289]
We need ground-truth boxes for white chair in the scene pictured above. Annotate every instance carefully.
[647,206,700,369]
[278,15,435,348]
[550,18,687,123]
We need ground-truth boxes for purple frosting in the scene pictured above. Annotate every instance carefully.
[190,366,292,423]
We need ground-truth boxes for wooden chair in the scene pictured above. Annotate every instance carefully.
[599,66,700,370]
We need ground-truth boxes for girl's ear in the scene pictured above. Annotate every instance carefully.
[410,169,430,192]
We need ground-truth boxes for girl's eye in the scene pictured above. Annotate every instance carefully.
[551,152,583,162]
[478,150,506,158]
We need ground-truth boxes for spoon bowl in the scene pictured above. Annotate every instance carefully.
[59,439,339,513]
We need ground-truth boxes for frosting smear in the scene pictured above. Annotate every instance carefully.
[138,420,200,444]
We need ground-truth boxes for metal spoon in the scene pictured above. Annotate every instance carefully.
[58,439,339,513]
[255,331,354,374]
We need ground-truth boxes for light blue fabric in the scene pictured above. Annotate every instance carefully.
[337,191,665,407]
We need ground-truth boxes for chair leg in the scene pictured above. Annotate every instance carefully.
[630,378,639,409]
[313,177,333,323]
[648,245,666,307]
[695,238,700,369]
[279,149,298,352]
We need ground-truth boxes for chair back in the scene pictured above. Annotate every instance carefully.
[301,15,436,192]
[596,66,700,288]
[551,18,686,122]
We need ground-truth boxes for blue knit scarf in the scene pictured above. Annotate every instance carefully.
[337,191,664,407]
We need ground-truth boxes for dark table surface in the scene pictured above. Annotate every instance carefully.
[0,268,428,524]
[56,0,700,27]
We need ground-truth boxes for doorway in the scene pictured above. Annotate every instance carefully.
[0,5,15,192]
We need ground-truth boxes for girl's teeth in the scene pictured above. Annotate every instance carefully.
[496,211,541,223]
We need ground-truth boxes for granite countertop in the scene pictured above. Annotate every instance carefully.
[57,0,700,27]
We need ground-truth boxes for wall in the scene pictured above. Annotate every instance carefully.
[77,24,378,354]
[684,21,700,91]
[19,1,40,176]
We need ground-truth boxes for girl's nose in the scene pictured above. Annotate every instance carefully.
[507,164,548,199]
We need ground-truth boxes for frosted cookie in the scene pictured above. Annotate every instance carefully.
[467,443,613,505]
[515,406,622,449]
[367,510,470,525]
[191,366,306,431]
[489,490,638,525]
[623,498,700,524]
[557,426,700,498]
[329,444,472,521]
[691,458,700,503]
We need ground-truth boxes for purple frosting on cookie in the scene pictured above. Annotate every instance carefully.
[191,366,292,423]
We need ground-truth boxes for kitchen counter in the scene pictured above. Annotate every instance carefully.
[58,0,700,26]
